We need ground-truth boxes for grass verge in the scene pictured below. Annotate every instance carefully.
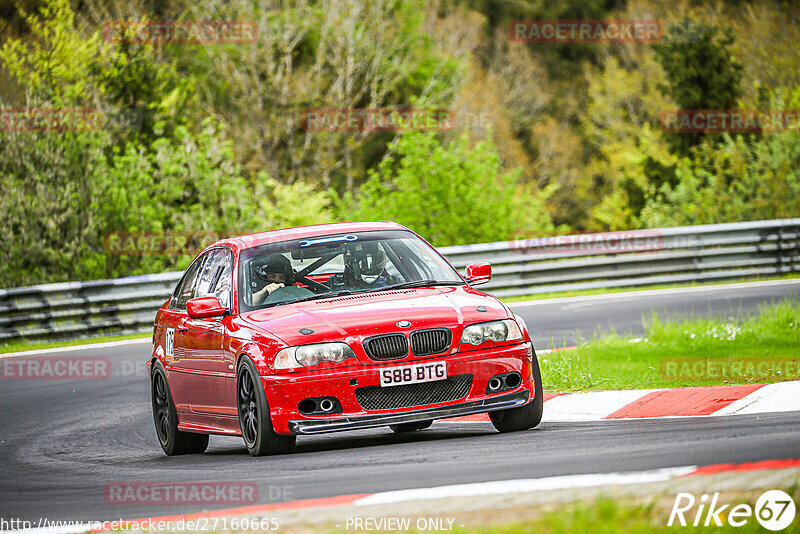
[0,332,149,354]
[539,300,800,391]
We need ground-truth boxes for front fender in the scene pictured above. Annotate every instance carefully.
[513,312,533,346]
[232,339,274,376]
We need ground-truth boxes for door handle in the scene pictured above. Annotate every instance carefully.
[178,322,189,334]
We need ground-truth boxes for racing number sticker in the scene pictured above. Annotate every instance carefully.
[165,328,175,358]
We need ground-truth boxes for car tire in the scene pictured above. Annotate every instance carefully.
[389,420,433,433]
[489,347,544,433]
[237,356,296,456]
[151,361,209,455]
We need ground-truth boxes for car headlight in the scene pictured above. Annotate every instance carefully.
[460,319,523,346]
[274,342,356,369]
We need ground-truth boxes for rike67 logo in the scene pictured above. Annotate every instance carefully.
[669,490,796,531]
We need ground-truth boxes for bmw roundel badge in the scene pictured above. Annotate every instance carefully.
[396,320,411,328]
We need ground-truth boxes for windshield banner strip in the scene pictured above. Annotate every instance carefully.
[299,235,358,247]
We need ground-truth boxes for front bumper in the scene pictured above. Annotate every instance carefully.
[263,341,535,435]
[289,389,529,434]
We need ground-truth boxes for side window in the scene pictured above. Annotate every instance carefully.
[195,249,233,309]
[213,255,233,308]
[172,254,207,310]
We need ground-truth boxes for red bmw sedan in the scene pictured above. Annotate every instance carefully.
[148,221,543,456]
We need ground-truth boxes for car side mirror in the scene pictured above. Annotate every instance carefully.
[187,296,227,319]
[465,263,492,286]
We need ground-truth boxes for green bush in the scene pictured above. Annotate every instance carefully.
[349,131,554,246]
[638,89,800,227]
[0,0,334,287]
[2,0,800,287]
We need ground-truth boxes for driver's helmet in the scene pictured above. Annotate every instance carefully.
[350,243,387,284]
[253,254,294,287]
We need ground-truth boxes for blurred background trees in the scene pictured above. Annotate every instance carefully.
[0,0,798,286]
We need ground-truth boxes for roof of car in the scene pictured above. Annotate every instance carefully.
[217,221,409,249]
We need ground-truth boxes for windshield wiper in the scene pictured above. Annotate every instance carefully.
[366,280,462,293]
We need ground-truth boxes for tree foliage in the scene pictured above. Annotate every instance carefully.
[651,21,744,156]
[0,0,331,286]
[350,131,554,247]
[0,0,798,287]
[639,90,800,227]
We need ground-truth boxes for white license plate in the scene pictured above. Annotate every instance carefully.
[379,361,447,387]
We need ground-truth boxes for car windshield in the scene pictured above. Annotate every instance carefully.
[238,230,464,311]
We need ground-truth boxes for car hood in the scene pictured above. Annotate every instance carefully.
[241,286,510,364]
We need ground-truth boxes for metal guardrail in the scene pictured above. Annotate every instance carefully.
[440,218,800,297]
[1,219,798,343]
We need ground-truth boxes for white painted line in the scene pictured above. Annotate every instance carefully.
[714,381,800,416]
[509,279,800,308]
[353,466,697,506]
[542,389,656,421]
[0,338,151,359]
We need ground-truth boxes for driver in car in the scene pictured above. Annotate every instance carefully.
[345,243,399,289]
[252,254,294,305]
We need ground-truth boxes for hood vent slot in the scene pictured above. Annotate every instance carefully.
[319,289,417,304]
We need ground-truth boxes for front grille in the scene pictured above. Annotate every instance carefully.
[364,334,408,361]
[355,374,473,411]
[411,328,451,356]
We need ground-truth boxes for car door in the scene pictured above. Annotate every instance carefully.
[162,253,207,414]
[186,248,236,418]
[170,248,234,419]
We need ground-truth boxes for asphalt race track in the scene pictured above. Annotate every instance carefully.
[1,280,799,523]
